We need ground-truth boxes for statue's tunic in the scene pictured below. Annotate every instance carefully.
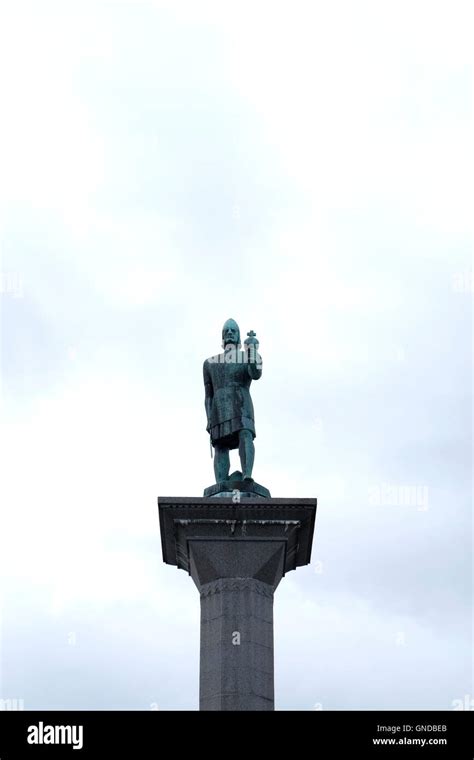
[203,348,262,450]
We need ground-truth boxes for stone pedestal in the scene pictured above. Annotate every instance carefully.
[158,496,317,710]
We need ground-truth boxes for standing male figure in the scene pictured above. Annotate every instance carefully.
[203,319,262,483]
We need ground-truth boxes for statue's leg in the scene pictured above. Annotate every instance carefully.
[214,444,230,482]
[239,429,255,480]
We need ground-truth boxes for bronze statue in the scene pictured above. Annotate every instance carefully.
[203,319,262,484]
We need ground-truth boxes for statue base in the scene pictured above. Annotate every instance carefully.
[203,471,271,498]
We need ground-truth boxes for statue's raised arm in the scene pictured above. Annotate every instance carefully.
[244,329,262,380]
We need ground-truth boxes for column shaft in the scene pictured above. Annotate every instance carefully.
[199,578,274,711]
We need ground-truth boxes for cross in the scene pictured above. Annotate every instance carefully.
[247,330,256,339]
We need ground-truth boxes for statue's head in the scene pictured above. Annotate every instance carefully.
[222,318,241,348]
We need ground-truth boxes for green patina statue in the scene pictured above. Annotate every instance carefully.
[203,319,262,484]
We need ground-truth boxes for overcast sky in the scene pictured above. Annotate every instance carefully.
[0,0,472,710]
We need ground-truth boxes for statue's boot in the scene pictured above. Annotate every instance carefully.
[239,430,255,480]
[214,445,230,482]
